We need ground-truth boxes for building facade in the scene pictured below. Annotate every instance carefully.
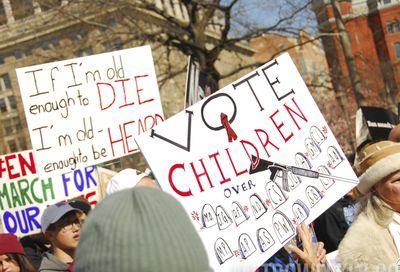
[312,0,400,114]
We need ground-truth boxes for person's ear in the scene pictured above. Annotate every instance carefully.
[371,183,381,195]
[44,230,56,241]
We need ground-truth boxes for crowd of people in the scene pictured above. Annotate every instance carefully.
[2,126,400,272]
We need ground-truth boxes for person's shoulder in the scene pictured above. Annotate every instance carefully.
[338,211,395,271]
[39,252,68,272]
[339,210,377,244]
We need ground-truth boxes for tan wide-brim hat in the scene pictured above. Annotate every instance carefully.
[355,140,400,194]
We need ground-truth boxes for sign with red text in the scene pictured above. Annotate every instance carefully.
[16,46,164,175]
[0,150,100,237]
[136,53,358,271]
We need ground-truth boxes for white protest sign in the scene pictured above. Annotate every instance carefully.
[16,46,164,176]
[136,53,358,271]
[0,150,100,237]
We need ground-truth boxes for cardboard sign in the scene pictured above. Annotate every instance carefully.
[355,106,397,149]
[16,46,164,176]
[0,150,99,236]
[136,53,358,271]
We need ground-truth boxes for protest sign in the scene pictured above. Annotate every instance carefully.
[0,150,99,237]
[136,53,358,271]
[16,46,164,176]
[355,106,397,149]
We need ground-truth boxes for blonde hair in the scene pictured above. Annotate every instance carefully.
[358,193,393,227]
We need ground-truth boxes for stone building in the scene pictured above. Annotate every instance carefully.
[0,0,255,169]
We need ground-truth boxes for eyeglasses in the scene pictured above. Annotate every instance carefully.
[57,218,85,232]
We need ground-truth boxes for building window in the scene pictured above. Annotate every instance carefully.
[75,47,93,57]
[25,47,33,56]
[113,39,123,50]
[387,21,393,34]
[40,0,63,11]
[51,37,60,47]
[3,119,13,135]
[41,41,50,50]
[18,137,27,151]
[11,0,34,20]
[8,95,17,110]
[395,43,400,59]
[0,2,6,25]
[0,98,6,113]
[14,50,23,59]
[40,37,60,51]
[0,74,11,92]
[69,29,88,42]
[14,117,22,131]
[3,117,22,135]
[383,0,391,4]
[103,39,123,52]
[393,20,400,33]
[8,140,17,153]
[99,18,117,32]
[108,18,117,28]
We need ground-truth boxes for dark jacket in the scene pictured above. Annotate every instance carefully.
[313,195,356,253]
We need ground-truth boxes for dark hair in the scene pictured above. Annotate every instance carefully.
[46,210,83,232]
[6,253,36,272]
[68,197,91,215]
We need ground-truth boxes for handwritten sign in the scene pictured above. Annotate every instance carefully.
[16,46,164,175]
[136,53,358,271]
[0,150,99,236]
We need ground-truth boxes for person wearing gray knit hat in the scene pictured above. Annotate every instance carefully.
[338,140,400,271]
[74,187,212,272]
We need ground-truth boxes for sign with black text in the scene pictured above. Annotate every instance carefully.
[16,46,164,175]
[355,106,397,149]
[136,53,358,271]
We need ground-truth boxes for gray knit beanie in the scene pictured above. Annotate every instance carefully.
[74,187,212,272]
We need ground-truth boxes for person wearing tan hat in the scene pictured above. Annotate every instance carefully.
[0,233,36,272]
[338,140,400,271]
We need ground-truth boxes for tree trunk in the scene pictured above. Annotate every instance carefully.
[331,0,365,107]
